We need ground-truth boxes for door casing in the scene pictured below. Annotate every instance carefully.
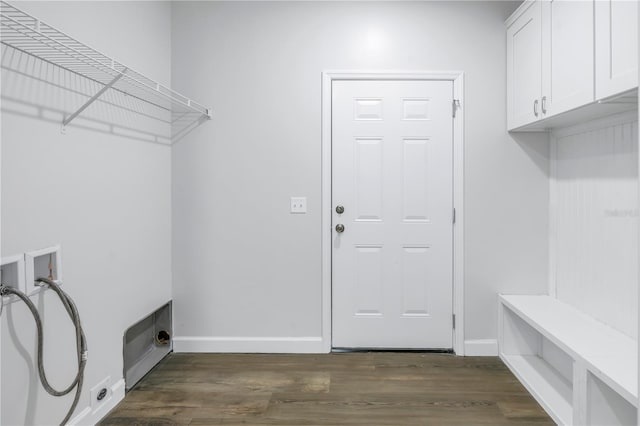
[321,71,465,355]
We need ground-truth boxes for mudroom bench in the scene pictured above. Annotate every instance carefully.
[498,294,637,425]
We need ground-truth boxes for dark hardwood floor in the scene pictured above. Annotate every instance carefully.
[100,353,553,425]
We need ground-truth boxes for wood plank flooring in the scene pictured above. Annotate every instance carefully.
[100,353,553,425]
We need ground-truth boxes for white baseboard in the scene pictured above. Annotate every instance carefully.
[464,339,498,356]
[173,336,327,353]
[69,378,125,426]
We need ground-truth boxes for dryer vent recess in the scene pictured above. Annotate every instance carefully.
[155,330,170,345]
[123,301,172,391]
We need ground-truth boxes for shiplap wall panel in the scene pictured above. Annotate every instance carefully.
[553,116,638,339]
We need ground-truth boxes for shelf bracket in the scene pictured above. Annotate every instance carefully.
[62,70,127,128]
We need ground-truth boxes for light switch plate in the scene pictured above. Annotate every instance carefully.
[290,197,307,214]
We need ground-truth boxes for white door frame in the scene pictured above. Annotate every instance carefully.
[321,71,465,355]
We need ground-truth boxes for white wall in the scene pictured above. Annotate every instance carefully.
[171,1,550,352]
[1,2,172,424]
[551,113,639,340]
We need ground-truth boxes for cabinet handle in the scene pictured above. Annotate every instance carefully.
[534,99,539,117]
[541,96,547,114]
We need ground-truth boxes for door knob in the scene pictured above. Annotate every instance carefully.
[336,205,345,214]
[335,224,345,233]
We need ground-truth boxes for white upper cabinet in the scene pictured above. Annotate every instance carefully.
[541,0,594,116]
[595,0,638,100]
[507,1,542,130]
[506,0,638,131]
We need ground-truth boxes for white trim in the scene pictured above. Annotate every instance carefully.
[322,71,466,81]
[452,73,465,356]
[321,71,333,353]
[68,407,92,426]
[68,378,125,426]
[321,70,466,355]
[505,0,536,29]
[548,134,557,298]
[173,336,325,353]
[551,110,638,139]
[637,32,640,415]
[464,339,498,356]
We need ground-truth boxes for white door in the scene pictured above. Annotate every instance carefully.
[542,0,594,117]
[331,80,453,349]
[507,0,542,130]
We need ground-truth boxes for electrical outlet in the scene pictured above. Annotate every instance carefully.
[290,197,307,214]
[91,376,112,412]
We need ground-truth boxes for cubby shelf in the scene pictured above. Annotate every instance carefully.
[0,1,211,142]
[501,354,573,425]
[499,294,637,425]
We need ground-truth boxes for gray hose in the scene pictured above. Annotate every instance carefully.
[0,278,87,426]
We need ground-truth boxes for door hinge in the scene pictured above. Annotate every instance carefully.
[453,314,456,329]
[453,208,456,224]
[452,99,461,118]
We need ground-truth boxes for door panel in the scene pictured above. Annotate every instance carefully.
[507,1,542,129]
[403,138,431,222]
[595,0,638,99]
[542,0,594,116]
[401,246,431,316]
[355,138,383,221]
[354,245,384,316]
[331,80,453,349]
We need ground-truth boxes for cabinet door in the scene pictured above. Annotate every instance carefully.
[595,0,638,99]
[541,0,594,117]
[507,1,542,130]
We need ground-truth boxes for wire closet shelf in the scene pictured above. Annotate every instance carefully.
[0,1,211,143]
